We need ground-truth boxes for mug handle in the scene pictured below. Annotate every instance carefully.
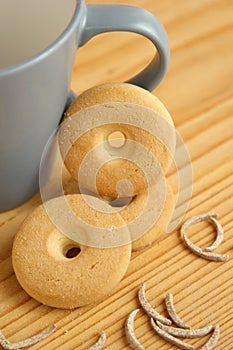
[79,4,170,92]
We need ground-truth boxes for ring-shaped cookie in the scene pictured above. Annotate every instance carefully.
[60,83,176,197]
[61,178,174,251]
[131,183,174,251]
[12,194,131,309]
[113,182,175,251]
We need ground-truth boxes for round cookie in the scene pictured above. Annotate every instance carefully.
[12,194,131,309]
[108,182,175,251]
[60,83,176,198]
[131,183,175,251]
[61,178,175,251]
[64,83,174,126]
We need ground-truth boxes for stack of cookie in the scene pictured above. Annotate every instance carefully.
[12,83,176,309]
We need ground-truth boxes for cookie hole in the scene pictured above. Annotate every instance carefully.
[102,195,136,207]
[65,247,81,259]
[108,131,126,148]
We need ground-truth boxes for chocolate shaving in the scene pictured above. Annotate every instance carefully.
[138,283,171,326]
[88,331,106,350]
[125,309,144,350]
[181,213,229,261]
[150,318,194,350]
[0,325,56,350]
[183,234,229,262]
[165,293,190,329]
[156,320,213,338]
[201,325,220,350]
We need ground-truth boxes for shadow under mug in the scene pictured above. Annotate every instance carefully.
[0,0,170,212]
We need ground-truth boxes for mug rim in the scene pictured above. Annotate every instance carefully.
[0,0,82,77]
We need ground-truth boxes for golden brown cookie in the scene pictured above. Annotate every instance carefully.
[12,194,131,309]
[131,183,175,251]
[107,182,175,251]
[60,83,176,198]
[64,83,174,125]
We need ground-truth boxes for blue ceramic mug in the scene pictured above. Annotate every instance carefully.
[0,0,169,212]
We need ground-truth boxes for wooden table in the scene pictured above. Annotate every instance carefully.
[0,0,232,349]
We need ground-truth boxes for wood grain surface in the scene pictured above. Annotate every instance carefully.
[0,0,232,349]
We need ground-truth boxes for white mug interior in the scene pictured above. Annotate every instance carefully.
[0,0,77,69]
